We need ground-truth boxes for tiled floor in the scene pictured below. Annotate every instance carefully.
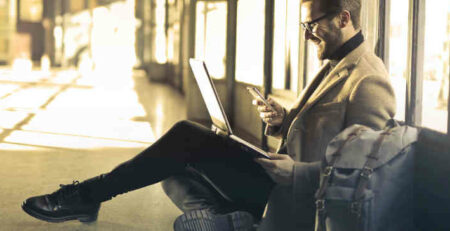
[0,68,185,230]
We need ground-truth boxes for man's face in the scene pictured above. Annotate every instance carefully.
[301,2,343,60]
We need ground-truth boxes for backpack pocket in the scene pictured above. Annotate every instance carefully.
[322,186,374,231]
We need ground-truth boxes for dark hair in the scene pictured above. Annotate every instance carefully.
[302,0,361,29]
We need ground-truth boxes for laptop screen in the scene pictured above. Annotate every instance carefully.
[189,59,230,133]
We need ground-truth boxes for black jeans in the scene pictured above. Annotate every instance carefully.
[81,120,274,218]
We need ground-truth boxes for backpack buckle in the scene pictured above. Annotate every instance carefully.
[323,166,334,176]
[316,199,326,211]
[350,202,362,217]
[360,167,373,178]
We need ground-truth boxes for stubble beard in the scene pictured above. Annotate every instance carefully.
[316,23,343,60]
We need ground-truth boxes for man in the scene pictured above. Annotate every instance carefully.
[254,0,395,230]
[22,0,395,230]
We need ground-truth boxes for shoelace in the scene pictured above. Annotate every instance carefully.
[49,180,81,206]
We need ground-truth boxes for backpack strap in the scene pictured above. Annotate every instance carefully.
[351,126,395,220]
[314,126,366,231]
[315,126,367,200]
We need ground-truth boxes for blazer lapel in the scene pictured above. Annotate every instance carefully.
[283,63,331,130]
[297,67,351,117]
[292,63,330,111]
[294,41,370,119]
[280,41,370,140]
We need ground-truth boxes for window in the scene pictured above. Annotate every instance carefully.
[235,0,265,85]
[19,0,42,22]
[360,0,379,51]
[167,0,180,63]
[420,1,449,133]
[195,1,227,79]
[305,42,322,84]
[154,0,167,63]
[142,0,152,64]
[272,0,287,90]
[389,0,409,121]
[299,0,321,86]
[286,0,301,93]
[272,0,300,94]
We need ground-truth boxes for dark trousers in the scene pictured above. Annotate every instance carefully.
[81,120,274,218]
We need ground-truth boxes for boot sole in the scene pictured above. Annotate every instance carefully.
[22,202,98,223]
[174,210,255,231]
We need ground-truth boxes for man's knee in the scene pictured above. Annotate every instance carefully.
[173,120,193,129]
[170,120,197,133]
[170,120,209,138]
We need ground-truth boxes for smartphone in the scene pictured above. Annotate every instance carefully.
[246,87,276,111]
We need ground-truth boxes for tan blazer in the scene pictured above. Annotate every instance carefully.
[259,41,396,230]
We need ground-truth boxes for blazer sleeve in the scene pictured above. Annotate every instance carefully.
[293,161,321,197]
[346,75,396,130]
[291,161,321,228]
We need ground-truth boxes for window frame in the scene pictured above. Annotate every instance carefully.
[383,0,449,135]
[194,0,228,79]
[448,50,450,134]
[405,0,425,126]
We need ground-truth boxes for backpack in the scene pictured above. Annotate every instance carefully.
[314,120,418,231]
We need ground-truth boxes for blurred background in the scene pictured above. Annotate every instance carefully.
[0,0,448,230]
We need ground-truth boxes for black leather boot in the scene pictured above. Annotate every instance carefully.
[22,181,100,223]
[173,209,256,231]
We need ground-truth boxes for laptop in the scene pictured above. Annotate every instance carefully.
[189,58,270,159]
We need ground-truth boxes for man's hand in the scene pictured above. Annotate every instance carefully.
[254,153,294,185]
[253,98,285,126]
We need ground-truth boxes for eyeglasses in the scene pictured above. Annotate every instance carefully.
[300,12,335,33]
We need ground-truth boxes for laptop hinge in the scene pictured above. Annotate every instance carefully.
[211,124,229,137]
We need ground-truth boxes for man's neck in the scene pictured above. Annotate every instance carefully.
[328,30,364,63]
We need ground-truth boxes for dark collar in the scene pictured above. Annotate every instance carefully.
[328,30,364,61]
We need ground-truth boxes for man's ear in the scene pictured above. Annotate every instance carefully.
[338,10,351,28]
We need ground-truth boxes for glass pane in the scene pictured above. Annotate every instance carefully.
[305,42,322,84]
[143,0,152,63]
[20,0,43,22]
[360,0,379,51]
[205,2,227,79]
[272,0,287,90]
[154,0,167,63]
[167,0,181,64]
[421,1,449,133]
[287,0,300,93]
[195,2,206,59]
[389,0,409,121]
[235,0,265,85]
[195,2,226,79]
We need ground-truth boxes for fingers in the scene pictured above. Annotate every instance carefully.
[260,111,278,121]
[254,153,286,170]
[254,97,277,106]
[257,105,275,113]
[254,98,284,125]
[252,99,265,106]
[254,157,276,169]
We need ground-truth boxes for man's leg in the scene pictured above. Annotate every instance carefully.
[162,173,233,214]
[22,120,273,222]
